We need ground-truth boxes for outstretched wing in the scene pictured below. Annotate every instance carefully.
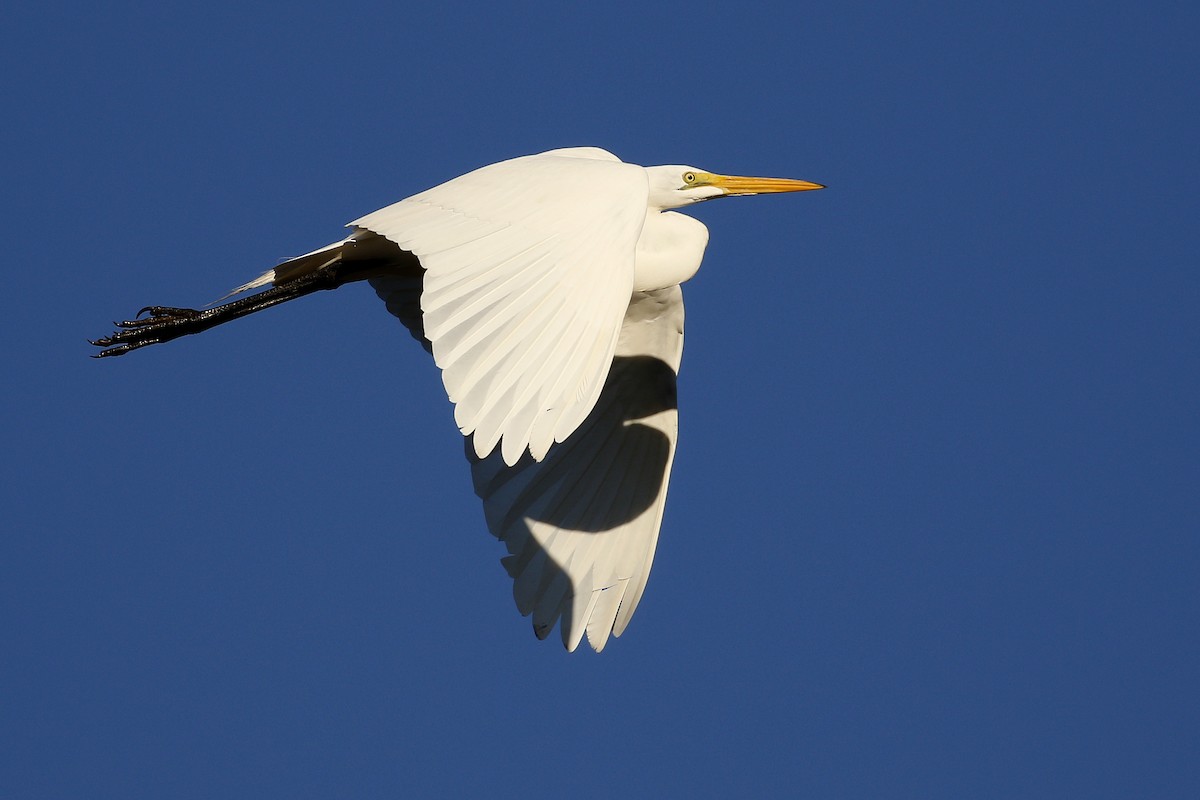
[371,267,686,652]
[353,150,648,466]
[467,288,685,652]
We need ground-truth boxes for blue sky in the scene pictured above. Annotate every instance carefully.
[2,1,1197,797]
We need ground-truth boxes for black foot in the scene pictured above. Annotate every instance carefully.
[90,306,208,357]
[89,263,353,358]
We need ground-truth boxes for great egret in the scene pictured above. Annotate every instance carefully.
[92,147,823,651]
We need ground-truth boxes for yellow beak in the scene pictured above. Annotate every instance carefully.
[708,174,825,195]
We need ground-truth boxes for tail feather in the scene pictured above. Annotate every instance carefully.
[221,269,277,301]
[215,237,354,304]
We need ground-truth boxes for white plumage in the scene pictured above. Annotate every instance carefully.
[94,147,823,651]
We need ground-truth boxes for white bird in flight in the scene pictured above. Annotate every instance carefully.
[93,147,823,651]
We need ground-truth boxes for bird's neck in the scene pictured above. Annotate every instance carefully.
[632,211,711,292]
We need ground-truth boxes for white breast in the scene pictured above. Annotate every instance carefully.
[633,210,710,292]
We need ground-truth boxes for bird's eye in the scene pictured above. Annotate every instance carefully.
[683,171,697,185]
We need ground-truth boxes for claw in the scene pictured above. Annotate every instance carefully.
[90,306,195,355]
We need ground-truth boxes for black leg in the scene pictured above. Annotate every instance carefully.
[90,265,344,358]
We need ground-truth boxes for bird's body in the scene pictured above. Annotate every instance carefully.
[93,147,822,651]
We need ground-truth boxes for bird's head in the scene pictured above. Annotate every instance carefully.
[646,164,824,210]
